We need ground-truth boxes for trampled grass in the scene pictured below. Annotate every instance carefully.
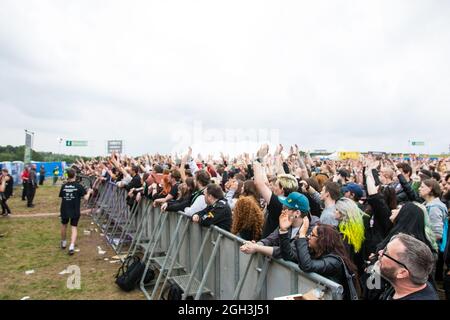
[7,179,61,215]
[0,185,145,300]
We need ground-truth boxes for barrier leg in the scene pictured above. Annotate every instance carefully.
[194,234,223,300]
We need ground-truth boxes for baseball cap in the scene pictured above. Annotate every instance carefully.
[342,183,364,199]
[278,192,310,213]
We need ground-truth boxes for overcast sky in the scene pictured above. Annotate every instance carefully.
[1,0,449,157]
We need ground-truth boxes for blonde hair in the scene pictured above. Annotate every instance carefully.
[276,174,298,195]
[335,198,365,253]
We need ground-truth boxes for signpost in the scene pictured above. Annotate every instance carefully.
[107,140,123,154]
[24,130,34,164]
[65,140,88,147]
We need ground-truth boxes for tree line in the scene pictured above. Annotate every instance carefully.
[0,145,90,163]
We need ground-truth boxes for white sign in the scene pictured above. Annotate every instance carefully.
[107,140,123,153]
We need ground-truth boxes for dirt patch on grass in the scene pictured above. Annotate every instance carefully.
[0,215,144,300]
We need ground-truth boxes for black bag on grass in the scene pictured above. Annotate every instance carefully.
[115,255,154,292]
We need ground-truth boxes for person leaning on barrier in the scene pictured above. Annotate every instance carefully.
[153,169,181,207]
[231,195,264,241]
[161,177,196,213]
[191,183,232,231]
[240,192,318,262]
[376,233,439,300]
[124,165,142,207]
[280,215,361,300]
[183,170,211,217]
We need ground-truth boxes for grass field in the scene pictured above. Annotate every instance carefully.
[7,180,61,215]
[0,181,144,300]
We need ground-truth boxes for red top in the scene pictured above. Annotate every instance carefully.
[21,170,29,181]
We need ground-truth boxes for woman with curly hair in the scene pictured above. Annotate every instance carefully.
[231,196,264,241]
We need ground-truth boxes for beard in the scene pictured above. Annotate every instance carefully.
[379,262,398,284]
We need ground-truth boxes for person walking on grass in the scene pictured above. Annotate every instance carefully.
[39,165,46,186]
[59,168,93,255]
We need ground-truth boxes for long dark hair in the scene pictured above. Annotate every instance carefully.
[185,177,195,194]
[376,202,435,253]
[241,180,260,203]
[314,224,358,276]
[380,185,397,210]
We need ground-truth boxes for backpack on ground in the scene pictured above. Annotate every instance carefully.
[115,255,154,292]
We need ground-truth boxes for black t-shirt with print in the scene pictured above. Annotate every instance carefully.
[261,193,283,238]
[59,182,87,219]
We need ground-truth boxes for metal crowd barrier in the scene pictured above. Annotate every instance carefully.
[91,181,344,300]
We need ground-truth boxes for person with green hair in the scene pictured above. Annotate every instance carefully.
[335,197,368,274]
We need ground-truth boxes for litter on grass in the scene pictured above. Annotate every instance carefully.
[111,254,127,260]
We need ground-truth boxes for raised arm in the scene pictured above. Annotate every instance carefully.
[253,161,272,204]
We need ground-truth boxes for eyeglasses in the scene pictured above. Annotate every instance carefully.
[308,232,319,239]
[381,247,409,271]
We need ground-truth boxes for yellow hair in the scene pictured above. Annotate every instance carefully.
[336,198,365,253]
[339,219,365,253]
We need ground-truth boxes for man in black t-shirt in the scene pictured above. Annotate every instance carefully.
[152,169,181,207]
[377,233,439,300]
[59,168,93,255]
[253,161,299,238]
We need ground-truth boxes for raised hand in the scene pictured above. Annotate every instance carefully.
[257,144,269,160]
[299,216,310,237]
[279,212,293,231]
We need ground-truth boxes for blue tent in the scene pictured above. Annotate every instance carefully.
[31,161,67,177]
[0,161,24,185]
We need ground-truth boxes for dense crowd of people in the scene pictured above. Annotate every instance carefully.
[73,145,450,300]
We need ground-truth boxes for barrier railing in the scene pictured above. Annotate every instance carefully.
[91,181,344,300]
